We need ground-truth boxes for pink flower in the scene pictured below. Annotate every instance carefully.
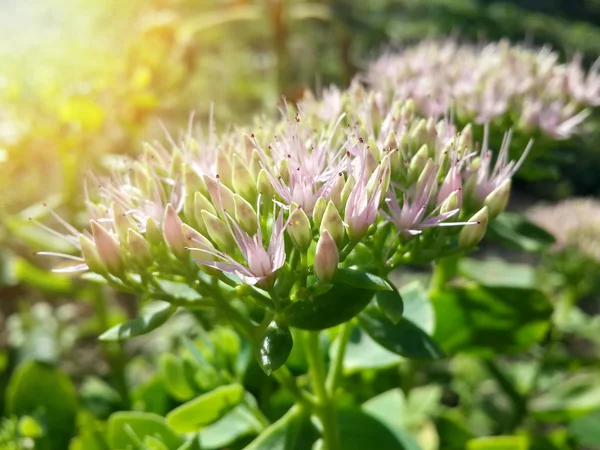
[191,199,286,288]
[468,127,532,204]
[381,169,463,238]
[344,145,391,240]
[251,115,350,212]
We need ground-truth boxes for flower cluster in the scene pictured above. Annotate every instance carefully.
[366,40,599,139]
[39,79,528,319]
[527,198,600,263]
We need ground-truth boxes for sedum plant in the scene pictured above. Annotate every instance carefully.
[366,39,599,140]
[38,82,530,448]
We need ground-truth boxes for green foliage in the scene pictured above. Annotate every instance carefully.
[5,361,77,449]
[433,285,553,356]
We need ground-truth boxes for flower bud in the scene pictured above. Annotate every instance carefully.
[314,230,339,283]
[409,145,429,183]
[127,229,152,268]
[459,207,489,249]
[204,175,236,218]
[91,221,124,275]
[250,150,262,179]
[320,201,345,248]
[216,152,233,188]
[232,154,257,202]
[287,205,312,252]
[257,169,274,198]
[201,211,234,250]
[181,223,215,261]
[457,124,473,154]
[163,204,187,259]
[484,179,511,218]
[184,169,207,197]
[312,196,327,228]
[113,203,138,244]
[278,159,290,185]
[145,217,163,246]
[79,234,105,274]
[383,130,398,151]
[329,173,346,211]
[438,167,463,206]
[341,175,356,206]
[440,191,460,216]
[234,194,258,234]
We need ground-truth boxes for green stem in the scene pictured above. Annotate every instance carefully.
[304,331,341,450]
[211,288,315,407]
[429,254,460,292]
[326,322,352,393]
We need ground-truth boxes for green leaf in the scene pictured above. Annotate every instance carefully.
[359,307,445,360]
[488,212,555,252]
[166,384,245,433]
[569,410,600,449]
[256,321,293,376]
[333,325,401,373]
[460,258,536,289]
[363,387,442,433]
[278,282,374,330]
[157,280,203,302]
[376,282,404,324]
[400,281,434,335]
[467,436,529,450]
[530,372,600,421]
[338,408,420,450]
[6,361,77,449]
[242,405,317,450]
[199,405,263,449]
[336,268,392,291]
[107,412,183,450]
[100,303,177,341]
[14,257,74,295]
[432,285,552,356]
[159,354,197,402]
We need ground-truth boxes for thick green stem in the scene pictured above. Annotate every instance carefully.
[430,254,460,292]
[304,331,341,450]
[326,322,352,393]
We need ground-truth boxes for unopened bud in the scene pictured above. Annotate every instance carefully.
[459,207,489,249]
[181,223,216,261]
[320,201,345,249]
[204,175,236,218]
[113,203,138,244]
[216,152,233,188]
[313,196,327,228]
[201,211,234,250]
[287,206,312,252]
[278,159,290,185]
[409,145,429,183]
[163,204,187,259]
[440,191,460,216]
[329,173,346,211]
[127,229,152,268]
[145,217,163,246]
[341,176,356,206]
[234,194,258,234]
[314,230,339,283]
[79,234,105,274]
[91,221,123,275]
[484,179,511,218]
[232,154,257,202]
[257,169,274,198]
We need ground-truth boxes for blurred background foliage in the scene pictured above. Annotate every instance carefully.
[0,1,600,449]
